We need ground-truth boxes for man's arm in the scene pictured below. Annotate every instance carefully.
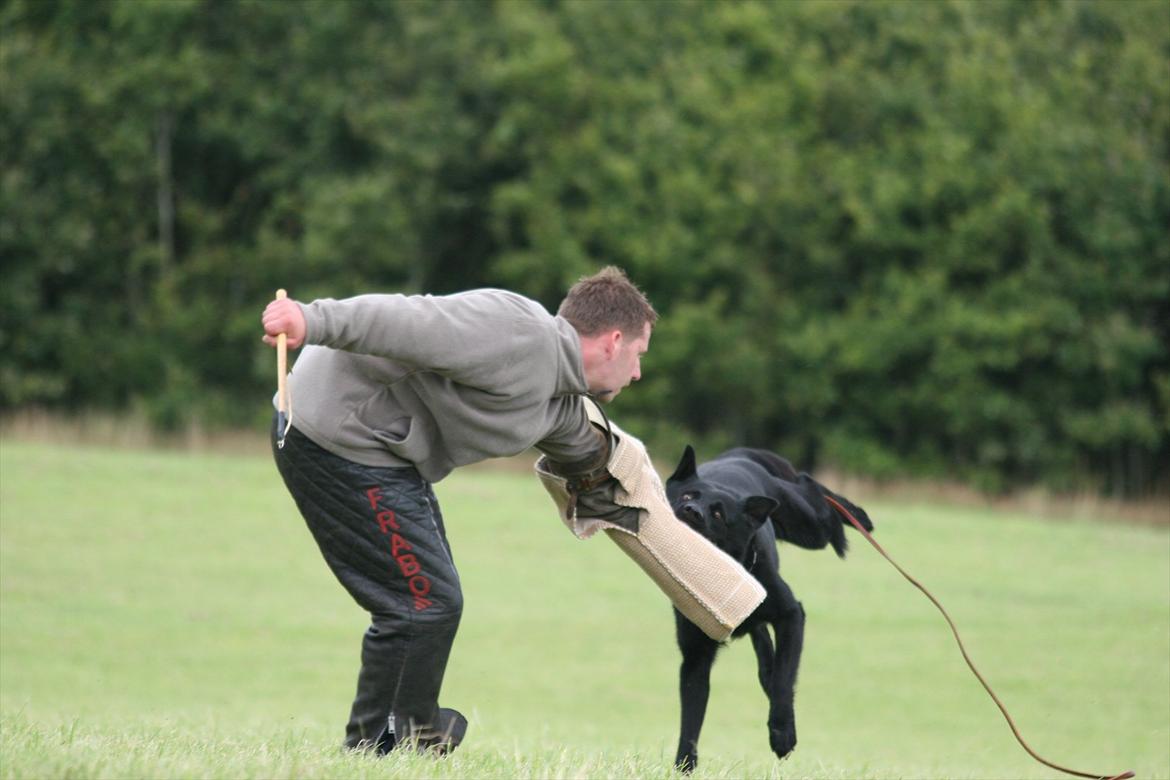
[538,417,640,533]
[261,291,553,393]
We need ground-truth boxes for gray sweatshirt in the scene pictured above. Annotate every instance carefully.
[286,289,600,482]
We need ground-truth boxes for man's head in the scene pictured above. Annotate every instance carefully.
[559,266,658,402]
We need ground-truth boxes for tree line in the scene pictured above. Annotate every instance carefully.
[2,0,1167,496]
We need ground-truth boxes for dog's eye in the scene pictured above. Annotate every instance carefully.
[712,509,724,522]
[682,492,696,501]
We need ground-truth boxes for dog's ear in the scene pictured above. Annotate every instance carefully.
[743,495,779,528]
[668,444,698,483]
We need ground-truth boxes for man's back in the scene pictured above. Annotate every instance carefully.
[287,289,595,480]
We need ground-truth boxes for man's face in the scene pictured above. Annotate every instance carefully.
[590,322,651,402]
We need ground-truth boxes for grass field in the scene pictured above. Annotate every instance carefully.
[1,440,1167,779]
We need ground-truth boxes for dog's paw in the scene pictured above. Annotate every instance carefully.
[674,751,698,774]
[769,725,796,760]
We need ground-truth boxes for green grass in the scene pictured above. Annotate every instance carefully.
[1,440,1167,780]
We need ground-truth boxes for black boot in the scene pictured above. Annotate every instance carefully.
[375,708,468,756]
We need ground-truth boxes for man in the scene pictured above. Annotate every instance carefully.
[260,267,655,755]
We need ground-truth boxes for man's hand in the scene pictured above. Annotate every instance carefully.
[572,476,640,533]
[542,426,640,533]
[262,296,307,349]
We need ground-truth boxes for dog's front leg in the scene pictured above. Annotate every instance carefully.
[749,623,775,696]
[674,613,718,773]
[766,597,805,760]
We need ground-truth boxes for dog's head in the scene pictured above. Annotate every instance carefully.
[665,445,777,561]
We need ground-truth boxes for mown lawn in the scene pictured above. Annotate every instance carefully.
[1,441,1166,779]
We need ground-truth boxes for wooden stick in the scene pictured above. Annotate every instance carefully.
[276,288,288,415]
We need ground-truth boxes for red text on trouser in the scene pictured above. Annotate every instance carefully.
[365,487,434,611]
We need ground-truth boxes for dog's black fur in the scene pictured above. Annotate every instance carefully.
[665,445,875,772]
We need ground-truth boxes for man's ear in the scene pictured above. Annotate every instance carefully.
[743,496,779,527]
[605,328,622,357]
[668,444,698,484]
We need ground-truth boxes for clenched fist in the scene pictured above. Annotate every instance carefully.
[261,297,307,349]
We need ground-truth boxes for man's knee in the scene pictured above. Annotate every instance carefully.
[394,556,461,621]
[423,586,462,626]
[370,585,461,630]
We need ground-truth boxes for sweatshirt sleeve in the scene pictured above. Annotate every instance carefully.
[534,396,610,468]
[298,291,552,394]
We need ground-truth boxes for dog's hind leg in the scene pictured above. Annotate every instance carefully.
[674,613,719,773]
[749,624,774,696]
[766,593,805,761]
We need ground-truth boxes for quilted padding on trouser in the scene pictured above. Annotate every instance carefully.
[272,420,462,748]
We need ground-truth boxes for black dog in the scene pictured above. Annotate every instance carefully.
[665,445,875,772]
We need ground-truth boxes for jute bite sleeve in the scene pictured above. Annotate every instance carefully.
[535,405,765,641]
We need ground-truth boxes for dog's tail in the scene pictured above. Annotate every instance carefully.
[771,476,874,559]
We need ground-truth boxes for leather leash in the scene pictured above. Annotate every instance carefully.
[824,495,1134,780]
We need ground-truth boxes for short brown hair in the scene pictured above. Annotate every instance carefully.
[557,266,658,337]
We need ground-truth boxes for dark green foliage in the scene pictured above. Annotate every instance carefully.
[2,0,1166,496]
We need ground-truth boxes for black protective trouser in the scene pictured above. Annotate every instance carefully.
[272,420,463,748]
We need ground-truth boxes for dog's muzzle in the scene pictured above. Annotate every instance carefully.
[676,502,704,528]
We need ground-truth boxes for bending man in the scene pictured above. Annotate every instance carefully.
[260,267,654,754]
